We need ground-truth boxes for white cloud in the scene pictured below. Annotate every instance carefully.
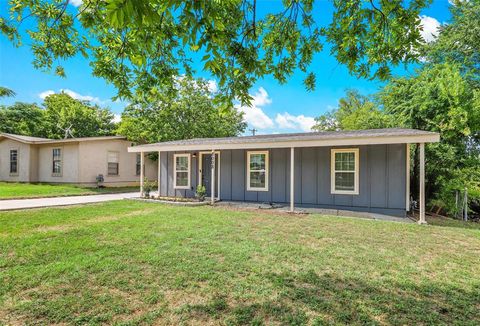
[237,105,274,129]
[113,114,122,123]
[207,80,218,93]
[275,112,316,132]
[38,89,107,104]
[419,15,441,43]
[236,87,274,129]
[70,0,83,7]
[39,90,55,100]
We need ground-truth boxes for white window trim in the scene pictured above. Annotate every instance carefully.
[247,150,269,192]
[52,147,63,177]
[174,153,191,189]
[330,148,359,195]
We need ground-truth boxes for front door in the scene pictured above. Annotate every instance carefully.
[201,153,219,198]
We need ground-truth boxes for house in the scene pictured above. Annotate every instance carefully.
[0,133,157,186]
[128,128,440,222]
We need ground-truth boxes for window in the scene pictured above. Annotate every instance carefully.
[247,151,269,191]
[136,154,141,176]
[52,148,62,176]
[174,153,190,189]
[107,151,119,176]
[331,148,359,195]
[10,150,18,174]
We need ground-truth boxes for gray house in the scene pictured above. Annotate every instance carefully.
[129,129,440,222]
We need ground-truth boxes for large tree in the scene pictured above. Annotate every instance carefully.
[117,77,246,144]
[312,90,395,131]
[0,102,47,136]
[1,0,430,104]
[43,93,117,139]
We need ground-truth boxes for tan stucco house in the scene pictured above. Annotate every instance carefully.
[0,133,157,186]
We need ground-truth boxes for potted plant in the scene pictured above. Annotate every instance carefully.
[96,174,104,188]
[143,178,157,198]
[196,185,206,201]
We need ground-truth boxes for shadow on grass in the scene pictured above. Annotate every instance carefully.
[178,271,479,325]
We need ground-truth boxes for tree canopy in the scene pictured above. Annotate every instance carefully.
[312,90,395,132]
[1,0,430,104]
[117,77,246,145]
[0,92,117,139]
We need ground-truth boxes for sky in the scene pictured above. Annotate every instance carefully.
[0,0,454,135]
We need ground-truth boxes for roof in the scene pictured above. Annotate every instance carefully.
[0,133,127,145]
[128,128,440,152]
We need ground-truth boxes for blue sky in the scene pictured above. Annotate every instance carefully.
[0,0,453,134]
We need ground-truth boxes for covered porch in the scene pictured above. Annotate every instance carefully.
[129,129,439,224]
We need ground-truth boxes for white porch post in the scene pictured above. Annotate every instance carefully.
[211,150,215,205]
[157,151,161,197]
[140,152,144,197]
[406,143,410,212]
[419,143,426,224]
[290,147,295,212]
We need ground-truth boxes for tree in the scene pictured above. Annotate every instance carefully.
[0,86,15,98]
[1,0,430,104]
[312,90,395,131]
[424,0,480,81]
[117,77,246,144]
[380,63,480,214]
[43,93,117,139]
[0,102,47,136]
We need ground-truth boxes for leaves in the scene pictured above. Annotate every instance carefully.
[1,0,430,104]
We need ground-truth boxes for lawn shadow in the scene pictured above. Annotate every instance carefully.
[177,270,480,325]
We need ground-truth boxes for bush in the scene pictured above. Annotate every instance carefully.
[143,178,157,198]
[196,185,206,201]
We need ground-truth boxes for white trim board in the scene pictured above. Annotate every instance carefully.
[128,134,440,153]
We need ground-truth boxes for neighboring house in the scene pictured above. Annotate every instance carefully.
[0,133,157,186]
[129,129,440,221]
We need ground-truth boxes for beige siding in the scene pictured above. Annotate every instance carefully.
[1,137,157,186]
[78,139,157,186]
[38,144,79,183]
[0,139,32,182]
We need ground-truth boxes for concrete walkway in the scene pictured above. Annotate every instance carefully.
[0,192,140,211]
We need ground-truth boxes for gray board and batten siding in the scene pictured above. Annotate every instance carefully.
[157,144,407,217]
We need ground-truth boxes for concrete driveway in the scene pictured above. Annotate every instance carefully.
[0,192,140,211]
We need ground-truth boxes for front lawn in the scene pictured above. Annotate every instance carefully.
[0,182,137,199]
[1,202,479,325]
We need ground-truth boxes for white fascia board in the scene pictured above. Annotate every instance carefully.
[127,134,440,153]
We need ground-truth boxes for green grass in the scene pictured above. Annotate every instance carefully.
[0,182,137,199]
[1,201,479,325]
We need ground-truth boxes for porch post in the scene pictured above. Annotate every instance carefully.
[157,151,161,197]
[140,152,144,197]
[290,147,295,212]
[419,143,426,224]
[211,150,215,205]
[406,143,410,212]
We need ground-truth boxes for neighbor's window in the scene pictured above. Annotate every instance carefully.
[174,153,190,189]
[331,148,359,195]
[136,153,141,176]
[247,151,269,191]
[10,150,18,174]
[52,148,62,175]
[107,151,120,176]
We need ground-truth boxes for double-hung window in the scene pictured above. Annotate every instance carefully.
[52,148,62,176]
[10,150,18,174]
[107,151,120,176]
[247,151,269,191]
[331,148,359,195]
[174,153,190,189]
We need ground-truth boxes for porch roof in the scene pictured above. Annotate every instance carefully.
[128,128,440,152]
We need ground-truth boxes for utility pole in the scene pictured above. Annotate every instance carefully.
[249,128,257,136]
